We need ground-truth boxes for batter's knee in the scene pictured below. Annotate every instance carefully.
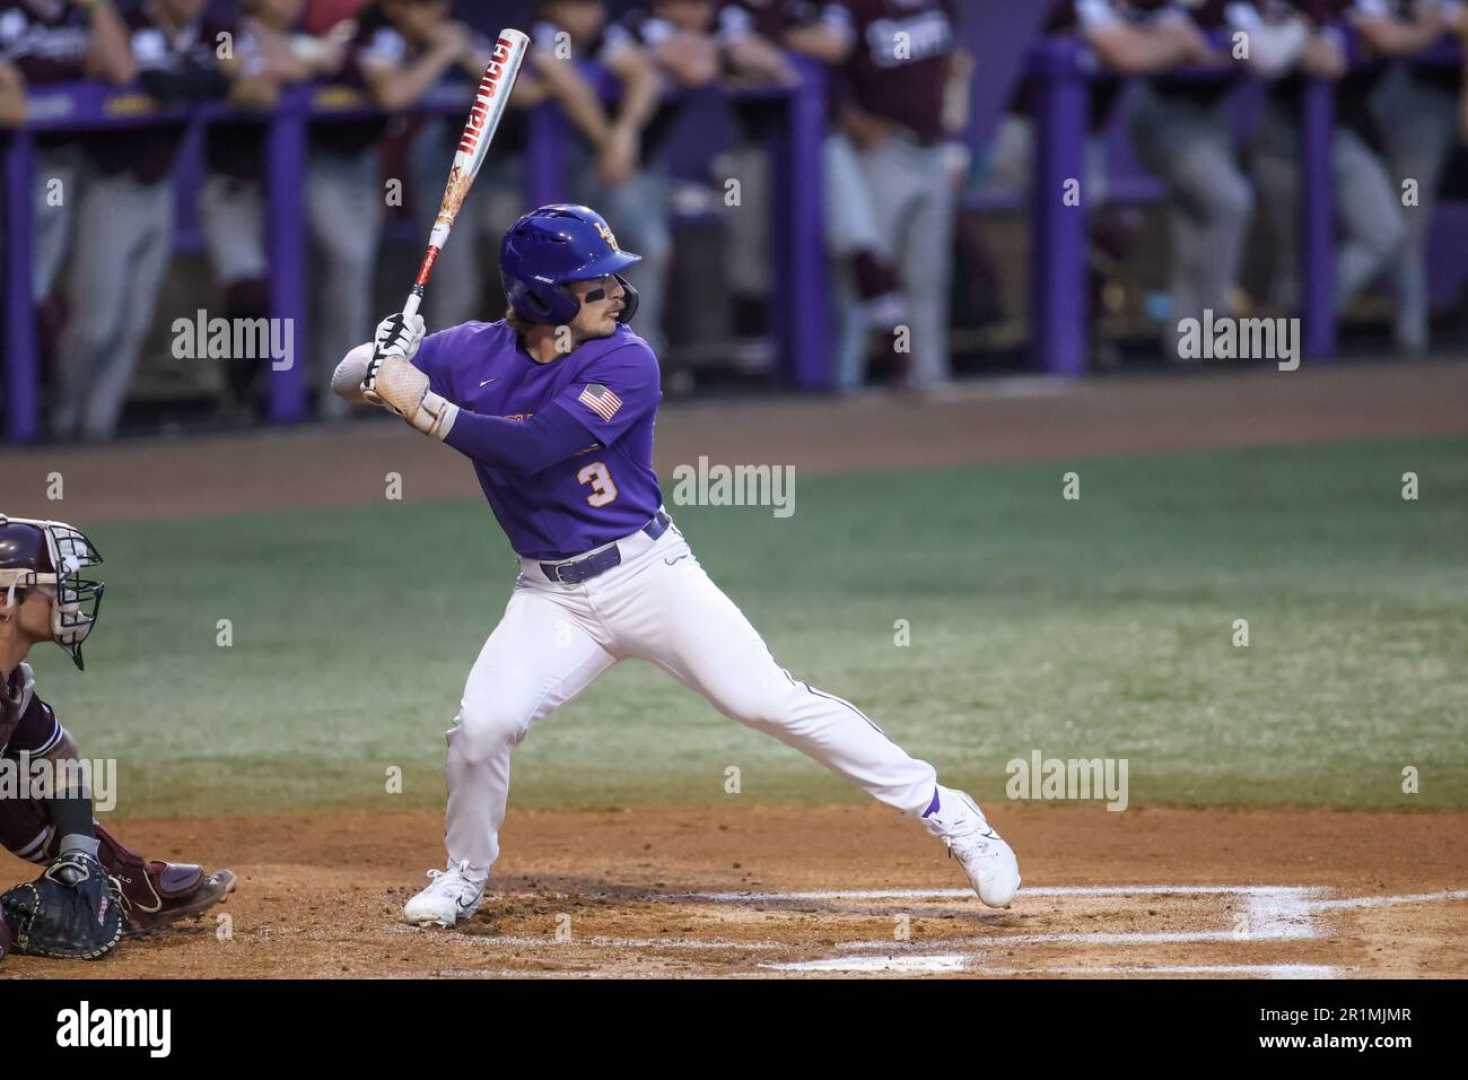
[450,699,532,765]
[717,681,795,731]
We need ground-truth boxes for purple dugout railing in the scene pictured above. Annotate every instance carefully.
[1,68,831,444]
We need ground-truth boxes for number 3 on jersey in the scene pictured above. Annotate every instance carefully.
[577,461,618,507]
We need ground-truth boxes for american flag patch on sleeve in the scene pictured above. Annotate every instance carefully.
[577,383,624,422]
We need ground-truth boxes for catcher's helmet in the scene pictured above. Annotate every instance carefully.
[0,515,104,671]
[500,204,641,326]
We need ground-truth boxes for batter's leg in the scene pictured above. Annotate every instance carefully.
[405,586,615,927]
[610,540,1019,905]
[434,586,615,883]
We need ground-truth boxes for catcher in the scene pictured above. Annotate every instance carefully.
[0,514,236,963]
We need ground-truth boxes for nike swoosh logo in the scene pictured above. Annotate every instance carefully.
[479,377,497,387]
[664,554,691,566]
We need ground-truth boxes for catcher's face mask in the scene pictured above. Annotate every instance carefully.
[0,516,105,671]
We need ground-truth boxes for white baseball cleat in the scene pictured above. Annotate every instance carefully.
[922,786,1021,908]
[402,860,486,927]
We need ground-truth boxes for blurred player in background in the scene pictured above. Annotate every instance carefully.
[1251,1,1410,320]
[551,0,710,355]
[827,0,968,392]
[53,0,242,441]
[0,0,135,306]
[479,3,664,347]
[307,0,487,418]
[202,0,350,421]
[979,1,1226,359]
[1372,0,1467,352]
[718,2,906,374]
[1125,1,1269,359]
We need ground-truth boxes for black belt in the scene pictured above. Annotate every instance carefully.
[539,511,672,586]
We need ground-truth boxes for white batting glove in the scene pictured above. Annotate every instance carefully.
[362,312,426,406]
[368,355,459,440]
[375,312,426,362]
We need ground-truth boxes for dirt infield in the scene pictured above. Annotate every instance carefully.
[1,805,1465,979]
[4,359,1467,524]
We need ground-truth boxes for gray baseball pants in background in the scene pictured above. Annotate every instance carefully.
[1127,84,1254,353]
[53,170,174,440]
[1252,98,1404,315]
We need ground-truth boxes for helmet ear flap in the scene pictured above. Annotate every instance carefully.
[614,275,639,324]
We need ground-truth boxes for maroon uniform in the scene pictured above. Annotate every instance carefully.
[830,0,956,142]
[1271,0,1393,140]
[0,0,94,150]
[0,665,64,763]
[313,3,410,157]
[603,6,707,162]
[85,3,236,184]
[1011,0,1143,131]
[0,0,90,83]
[0,665,66,862]
[1146,0,1252,105]
[717,0,829,38]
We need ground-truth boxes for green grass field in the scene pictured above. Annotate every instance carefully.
[32,435,1468,818]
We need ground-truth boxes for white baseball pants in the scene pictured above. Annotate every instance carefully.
[443,518,939,877]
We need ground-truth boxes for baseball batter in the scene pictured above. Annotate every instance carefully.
[333,204,1020,927]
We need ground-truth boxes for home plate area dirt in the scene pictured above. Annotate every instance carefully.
[3,804,1465,980]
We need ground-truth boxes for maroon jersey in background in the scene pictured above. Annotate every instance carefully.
[1271,0,1395,140]
[0,0,90,83]
[313,2,406,157]
[832,0,956,142]
[717,0,829,39]
[1010,0,1136,131]
[0,0,96,149]
[604,6,706,162]
[1146,0,1253,106]
[84,2,236,183]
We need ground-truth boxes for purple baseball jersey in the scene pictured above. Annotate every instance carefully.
[417,321,664,561]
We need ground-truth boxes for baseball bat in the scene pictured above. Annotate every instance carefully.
[402,27,530,321]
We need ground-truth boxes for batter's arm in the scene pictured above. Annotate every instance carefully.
[441,405,600,474]
[332,343,376,405]
[356,341,598,472]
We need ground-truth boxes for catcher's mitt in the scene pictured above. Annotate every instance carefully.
[0,850,123,960]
